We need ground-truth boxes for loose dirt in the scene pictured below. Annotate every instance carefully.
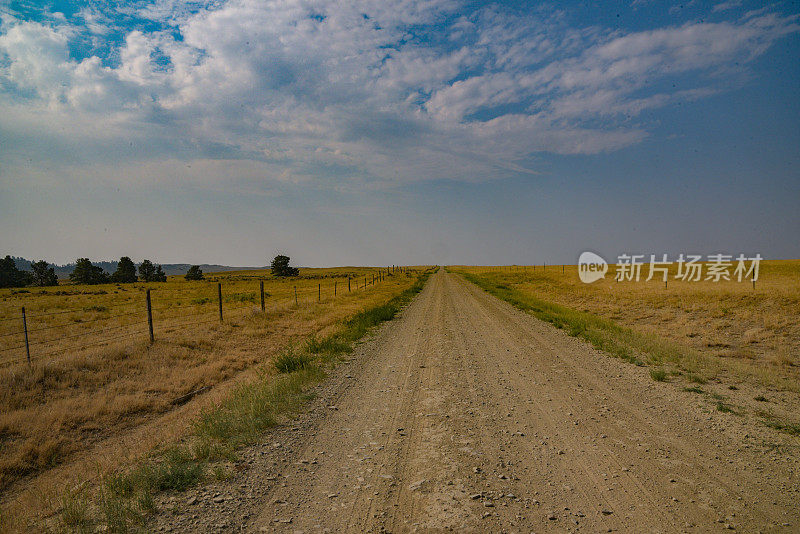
[153,269,798,532]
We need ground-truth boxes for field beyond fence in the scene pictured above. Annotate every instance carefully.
[451,260,800,389]
[0,265,422,523]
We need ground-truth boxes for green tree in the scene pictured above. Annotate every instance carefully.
[270,255,299,277]
[0,256,33,288]
[138,259,156,282]
[110,256,137,283]
[69,258,109,285]
[31,260,59,286]
[185,265,204,281]
[154,265,167,282]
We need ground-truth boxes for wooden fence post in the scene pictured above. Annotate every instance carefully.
[146,290,154,343]
[294,286,298,305]
[22,307,30,364]
[318,283,321,302]
[348,277,351,292]
[335,280,337,296]
[217,283,223,322]
[260,280,265,312]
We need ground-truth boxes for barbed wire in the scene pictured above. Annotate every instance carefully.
[0,273,401,366]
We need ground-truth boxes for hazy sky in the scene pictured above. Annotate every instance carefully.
[1,0,798,267]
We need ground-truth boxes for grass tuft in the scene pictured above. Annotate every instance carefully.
[682,386,704,394]
[60,488,93,532]
[274,350,312,374]
[763,419,800,436]
[650,368,667,382]
[716,401,735,413]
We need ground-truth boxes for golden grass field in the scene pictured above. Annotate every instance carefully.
[451,260,800,390]
[0,266,422,527]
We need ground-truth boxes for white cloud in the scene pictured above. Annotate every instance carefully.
[0,1,797,186]
[713,1,743,13]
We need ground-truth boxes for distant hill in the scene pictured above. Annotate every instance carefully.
[7,257,263,279]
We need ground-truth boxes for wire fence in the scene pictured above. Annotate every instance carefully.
[0,266,415,368]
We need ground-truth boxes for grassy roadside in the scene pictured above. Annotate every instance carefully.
[456,269,710,371]
[43,269,434,533]
[451,268,800,437]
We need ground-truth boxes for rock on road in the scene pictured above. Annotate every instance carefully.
[157,269,798,533]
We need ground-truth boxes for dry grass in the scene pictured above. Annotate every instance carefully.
[0,266,424,529]
[451,260,800,391]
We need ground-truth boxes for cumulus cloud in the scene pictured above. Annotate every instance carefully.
[0,0,797,186]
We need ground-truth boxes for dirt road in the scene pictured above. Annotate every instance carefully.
[156,269,798,532]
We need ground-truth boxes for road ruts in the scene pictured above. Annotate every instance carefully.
[229,269,799,532]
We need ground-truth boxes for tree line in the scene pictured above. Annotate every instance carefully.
[1,253,300,288]
[0,256,206,288]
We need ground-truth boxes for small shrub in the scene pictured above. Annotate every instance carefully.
[650,368,667,382]
[754,395,768,402]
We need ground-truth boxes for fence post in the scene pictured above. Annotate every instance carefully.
[318,283,321,302]
[218,283,223,322]
[22,307,30,364]
[335,280,337,296]
[260,280,265,312]
[364,276,367,289]
[348,277,351,292]
[145,290,154,343]
[294,286,298,305]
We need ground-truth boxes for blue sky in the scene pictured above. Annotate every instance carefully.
[0,0,798,266]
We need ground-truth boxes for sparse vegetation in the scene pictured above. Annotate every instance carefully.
[762,418,800,436]
[687,373,708,384]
